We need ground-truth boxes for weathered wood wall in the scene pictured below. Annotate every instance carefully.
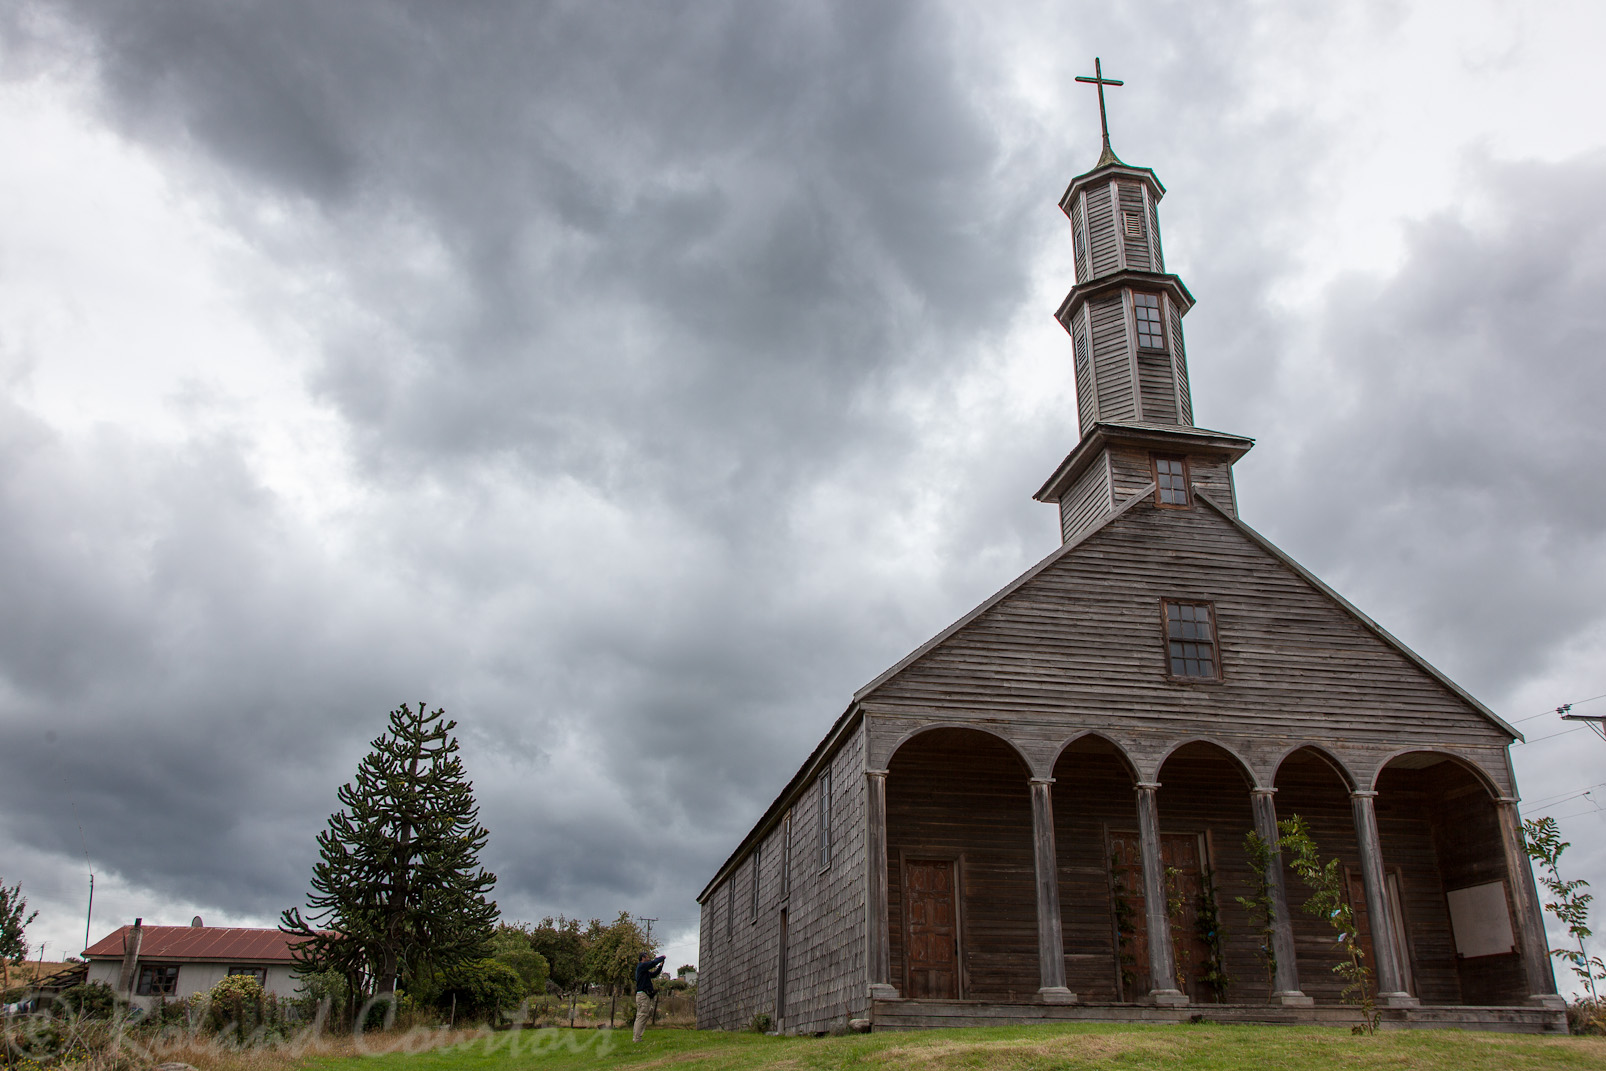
[1059,454,1113,544]
[886,729,1040,1001]
[861,495,1514,796]
[1386,762,1526,1005]
[697,723,868,1033]
[1052,738,1135,1000]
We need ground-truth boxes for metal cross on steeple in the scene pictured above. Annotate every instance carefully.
[1075,57,1124,161]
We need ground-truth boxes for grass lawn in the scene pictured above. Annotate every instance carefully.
[296,1022,1606,1071]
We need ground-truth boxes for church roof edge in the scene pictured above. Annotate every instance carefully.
[1191,488,1523,743]
[1035,423,1254,503]
[1059,158,1165,213]
[853,483,1159,704]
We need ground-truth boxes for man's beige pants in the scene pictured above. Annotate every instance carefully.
[633,991,652,1042]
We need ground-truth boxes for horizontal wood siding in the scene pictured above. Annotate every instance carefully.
[1074,315,1096,436]
[887,729,1039,1001]
[1137,351,1178,424]
[1118,183,1152,271]
[861,500,1513,790]
[1087,185,1119,277]
[1091,296,1135,423]
[1147,195,1164,273]
[1073,201,1090,282]
[1152,745,1264,1003]
[1059,456,1112,543]
[699,724,868,1032]
[1052,742,1135,1000]
[1386,763,1526,1005]
[1169,302,1193,425]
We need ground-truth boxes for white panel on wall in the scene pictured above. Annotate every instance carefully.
[1445,881,1515,959]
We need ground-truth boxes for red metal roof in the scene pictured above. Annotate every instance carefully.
[83,926,297,963]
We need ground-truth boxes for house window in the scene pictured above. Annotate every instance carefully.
[780,811,792,900]
[136,965,179,996]
[750,844,762,921]
[1134,292,1165,350]
[1153,455,1189,507]
[1163,600,1219,679]
[818,769,833,870]
[228,966,268,985]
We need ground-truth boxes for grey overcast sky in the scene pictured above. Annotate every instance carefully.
[3,1,1605,988]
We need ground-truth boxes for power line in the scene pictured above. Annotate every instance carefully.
[1511,692,1606,724]
[1525,782,1606,808]
[1516,725,1589,746]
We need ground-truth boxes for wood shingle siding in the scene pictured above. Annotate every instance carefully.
[698,723,868,1033]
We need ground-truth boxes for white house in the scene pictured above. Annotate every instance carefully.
[83,919,300,1012]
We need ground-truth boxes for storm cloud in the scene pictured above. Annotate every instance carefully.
[2,1,1604,981]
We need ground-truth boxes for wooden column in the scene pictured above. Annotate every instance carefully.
[865,768,898,1000]
[1349,790,1417,1007]
[1030,777,1076,1003]
[1249,789,1312,1006]
[1135,782,1187,1005]
[1496,797,1566,1008]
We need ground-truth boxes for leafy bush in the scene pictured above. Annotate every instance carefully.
[492,948,549,996]
[748,1011,773,1033]
[58,982,118,1020]
[431,959,524,1023]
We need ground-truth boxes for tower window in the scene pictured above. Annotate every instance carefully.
[1163,600,1219,679]
[1153,455,1189,507]
[1134,293,1165,350]
[1123,209,1145,238]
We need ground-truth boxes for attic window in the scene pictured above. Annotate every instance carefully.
[1153,455,1189,507]
[1123,209,1145,238]
[1134,293,1165,350]
[1163,600,1219,679]
[136,965,179,996]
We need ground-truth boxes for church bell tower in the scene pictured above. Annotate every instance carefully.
[1035,60,1254,543]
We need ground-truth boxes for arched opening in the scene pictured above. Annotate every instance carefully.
[1148,741,1258,1004]
[1375,751,1521,1006]
[1051,734,1140,1001]
[1274,745,1365,1005]
[886,727,1035,1000]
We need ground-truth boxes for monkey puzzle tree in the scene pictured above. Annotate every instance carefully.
[280,702,498,998]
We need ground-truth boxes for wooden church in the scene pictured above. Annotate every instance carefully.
[696,66,1567,1034]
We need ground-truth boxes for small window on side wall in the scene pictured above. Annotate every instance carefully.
[1163,600,1219,680]
[1153,455,1189,507]
[1133,292,1165,350]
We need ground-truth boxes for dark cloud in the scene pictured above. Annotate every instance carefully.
[1,1,1602,968]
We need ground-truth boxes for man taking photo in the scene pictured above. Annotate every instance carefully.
[633,950,667,1042]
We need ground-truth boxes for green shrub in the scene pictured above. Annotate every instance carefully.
[748,1011,773,1033]
[58,982,118,1020]
[432,959,524,1023]
[491,948,549,996]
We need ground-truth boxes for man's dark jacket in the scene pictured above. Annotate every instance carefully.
[635,955,667,996]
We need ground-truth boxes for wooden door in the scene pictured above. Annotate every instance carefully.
[1345,868,1413,996]
[903,859,960,999]
[1108,831,1211,999]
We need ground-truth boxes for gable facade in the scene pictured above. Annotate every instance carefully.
[697,115,1563,1033]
